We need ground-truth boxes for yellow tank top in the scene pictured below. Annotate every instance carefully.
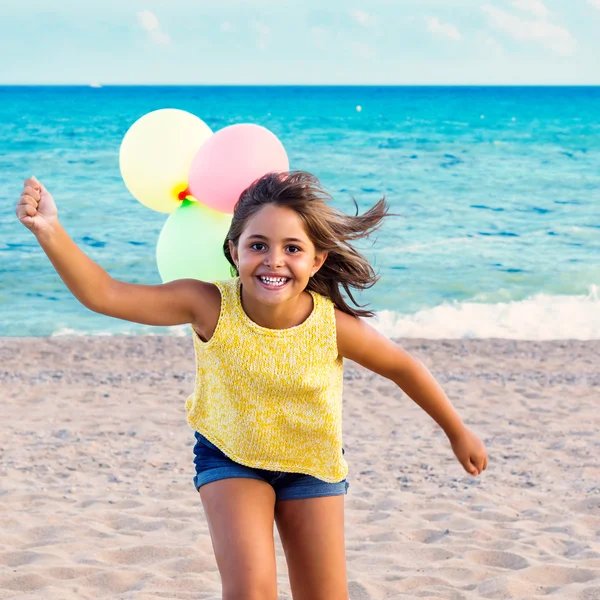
[185,277,347,483]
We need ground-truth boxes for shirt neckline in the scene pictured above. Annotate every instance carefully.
[233,278,319,336]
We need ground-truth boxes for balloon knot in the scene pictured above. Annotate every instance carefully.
[178,187,190,201]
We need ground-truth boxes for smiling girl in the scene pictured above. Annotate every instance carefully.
[16,171,487,600]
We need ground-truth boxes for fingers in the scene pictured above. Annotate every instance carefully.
[458,450,486,476]
[17,179,44,230]
[458,453,477,476]
[16,200,37,219]
[19,194,39,213]
[453,430,488,477]
[474,456,485,474]
[24,176,41,191]
[467,461,479,476]
[23,178,43,202]
[469,452,488,476]
[16,189,39,221]
[22,203,37,217]
[21,185,41,203]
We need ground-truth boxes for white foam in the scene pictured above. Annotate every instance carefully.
[50,324,190,337]
[48,288,600,341]
[391,236,475,253]
[51,328,111,337]
[372,285,600,340]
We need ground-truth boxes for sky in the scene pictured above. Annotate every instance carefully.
[1,0,599,85]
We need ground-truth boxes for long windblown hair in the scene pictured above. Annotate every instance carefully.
[223,171,390,318]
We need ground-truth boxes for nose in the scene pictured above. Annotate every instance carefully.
[264,248,285,268]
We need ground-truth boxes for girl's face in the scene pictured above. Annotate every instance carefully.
[230,204,327,306]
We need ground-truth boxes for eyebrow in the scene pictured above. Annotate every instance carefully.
[247,234,305,244]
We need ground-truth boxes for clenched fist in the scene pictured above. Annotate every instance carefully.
[16,177,58,236]
[450,426,488,477]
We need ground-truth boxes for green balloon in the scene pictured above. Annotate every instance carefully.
[156,199,233,283]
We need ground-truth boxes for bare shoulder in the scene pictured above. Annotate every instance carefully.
[334,308,412,379]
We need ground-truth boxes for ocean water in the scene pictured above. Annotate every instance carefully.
[0,86,599,339]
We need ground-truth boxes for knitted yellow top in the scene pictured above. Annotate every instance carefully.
[185,277,347,483]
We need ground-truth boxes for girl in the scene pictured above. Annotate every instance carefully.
[16,171,487,600]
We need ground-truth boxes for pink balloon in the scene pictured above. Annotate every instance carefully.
[188,124,289,214]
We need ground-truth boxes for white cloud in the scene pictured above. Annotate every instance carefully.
[482,5,576,55]
[221,22,234,33]
[350,9,377,27]
[588,0,600,8]
[252,21,271,50]
[425,16,462,41]
[512,0,548,18]
[137,10,170,45]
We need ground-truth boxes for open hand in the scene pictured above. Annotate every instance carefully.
[450,426,488,476]
[16,177,58,236]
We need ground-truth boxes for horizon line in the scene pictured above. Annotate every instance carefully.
[2,83,600,87]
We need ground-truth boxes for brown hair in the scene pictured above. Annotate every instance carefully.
[223,170,390,318]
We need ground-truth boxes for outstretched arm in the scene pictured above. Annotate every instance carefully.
[336,310,488,476]
[16,177,219,330]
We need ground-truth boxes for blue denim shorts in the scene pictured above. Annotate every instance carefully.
[192,431,349,501]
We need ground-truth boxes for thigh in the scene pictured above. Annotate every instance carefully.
[200,478,278,600]
[275,495,348,600]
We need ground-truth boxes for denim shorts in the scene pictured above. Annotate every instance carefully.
[192,431,349,501]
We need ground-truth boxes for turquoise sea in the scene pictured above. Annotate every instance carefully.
[0,86,599,339]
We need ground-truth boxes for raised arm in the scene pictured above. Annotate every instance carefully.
[335,309,488,476]
[16,177,220,331]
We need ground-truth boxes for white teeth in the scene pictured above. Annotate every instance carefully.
[259,276,288,287]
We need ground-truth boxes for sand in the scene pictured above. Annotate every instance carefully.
[1,336,599,599]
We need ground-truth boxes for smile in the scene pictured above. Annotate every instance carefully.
[258,276,290,288]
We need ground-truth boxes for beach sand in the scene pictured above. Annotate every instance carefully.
[1,336,599,599]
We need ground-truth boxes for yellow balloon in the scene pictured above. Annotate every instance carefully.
[119,109,212,213]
